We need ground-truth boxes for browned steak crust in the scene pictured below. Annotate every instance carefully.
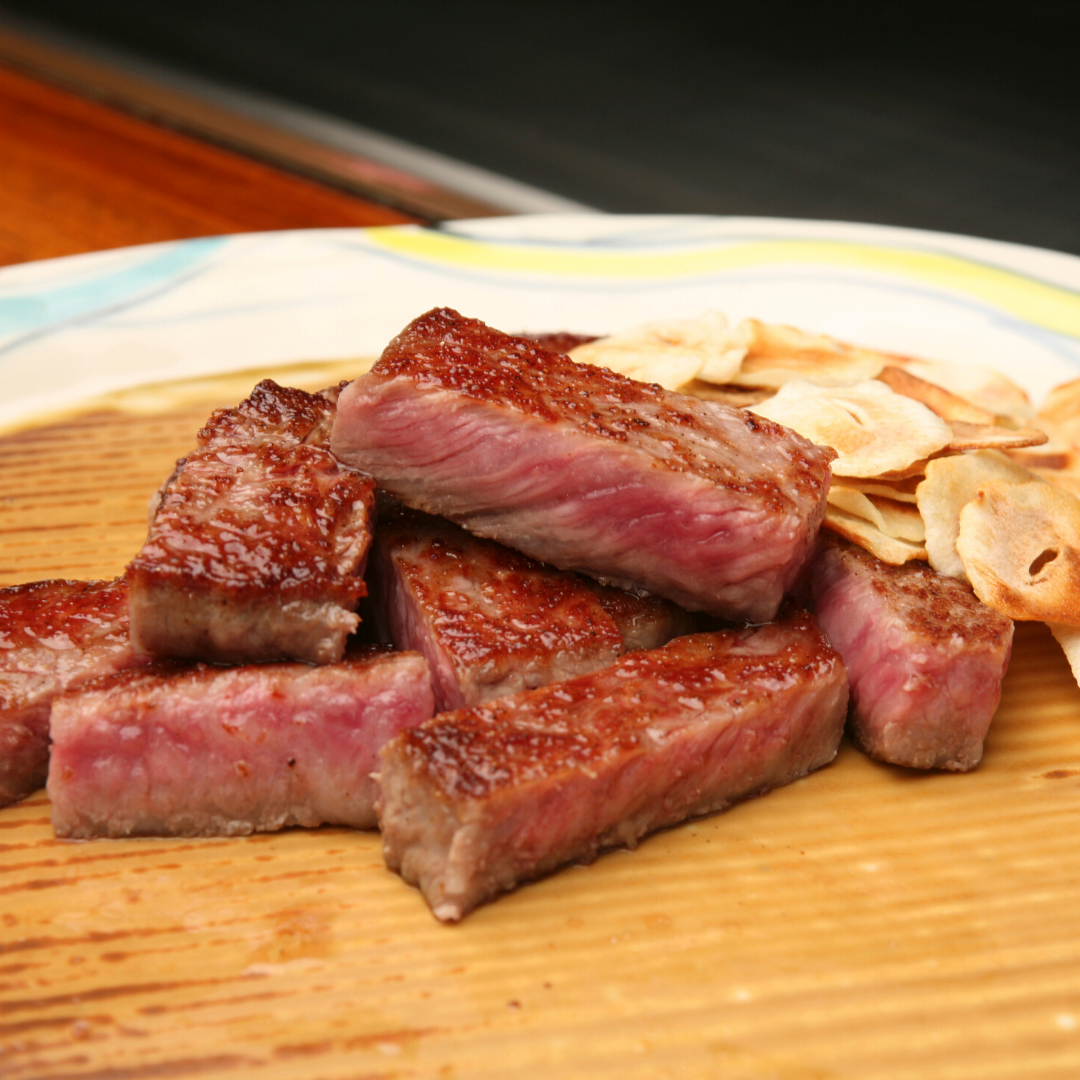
[331,308,834,623]
[810,534,1014,770]
[378,607,848,921]
[128,380,375,665]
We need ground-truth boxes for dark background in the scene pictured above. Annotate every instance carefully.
[2,0,1078,253]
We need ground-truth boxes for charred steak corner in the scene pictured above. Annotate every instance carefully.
[809,534,1014,771]
[330,308,834,623]
[377,608,848,921]
[127,380,375,666]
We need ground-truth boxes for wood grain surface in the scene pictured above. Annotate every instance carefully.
[0,63,417,268]
[1,373,1080,1079]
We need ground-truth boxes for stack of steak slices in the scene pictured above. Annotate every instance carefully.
[39,380,435,836]
[330,309,857,918]
[3,306,1012,920]
[330,307,836,623]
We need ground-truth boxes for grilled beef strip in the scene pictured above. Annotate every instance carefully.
[809,534,1014,771]
[127,380,375,665]
[48,645,434,838]
[371,504,691,712]
[330,308,834,623]
[377,607,848,921]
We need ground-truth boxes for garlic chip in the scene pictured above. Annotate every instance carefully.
[876,365,997,425]
[839,476,921,504]
[727,320,887,388]
[1037,377,1080,449]
[916,450,1034,580]
[569,311,742,391]
[827,486,925,542]
[892,357,1034,427]
[750,379,952,477]
[824,507,928,565]
[945,421,1048,453]
[956,480,1080,625]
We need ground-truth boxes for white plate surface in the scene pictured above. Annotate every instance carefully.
[1,213,1079,430]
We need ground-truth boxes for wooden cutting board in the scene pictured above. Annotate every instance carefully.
[3,368,1080,1080]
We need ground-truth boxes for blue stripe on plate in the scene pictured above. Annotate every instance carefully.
[0,236,226,336]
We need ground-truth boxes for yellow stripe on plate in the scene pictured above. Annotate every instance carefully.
[366,229,1080,339]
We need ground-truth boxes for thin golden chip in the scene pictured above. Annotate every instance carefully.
[569,311,741,391]
[827,487,925,542]
[1007,444,1075,471]
[876,365,996,425]
[728,320,887,388]
[945,420,1048,452]
[841,475,921,503]
[956,479,1080,625]
[750,379,952,477]
[891,357,1034,427]
[915,450,1034,580]
[824,507,928,564]
[1037,377,1080,448]
[1047,622,1080,688]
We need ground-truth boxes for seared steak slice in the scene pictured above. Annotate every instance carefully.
[372,506,688,712]
[128,380,375,665]
[330,308,834,622]
[48,646,434,838]
[0,578,145,807]
[378,608,848,921]
[809,535,1014,771]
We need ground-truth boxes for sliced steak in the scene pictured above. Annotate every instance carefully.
[330,308,834,622]
[809,534,1014,771]
[372,506,689,711]
[0,578,146,808]
[128,380,375,665]
[48,646,434,838]
[378,608,848,921]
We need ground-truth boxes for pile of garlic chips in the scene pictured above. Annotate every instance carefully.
[571,315,1080,681]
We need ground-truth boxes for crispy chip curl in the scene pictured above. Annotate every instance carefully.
[877,366,996,425]
[727,320,887,388]
[946,421,1048,452]
[750,379,952,477]
[824,507,928,564]
[956,480,1080,625]
[916,450,1034,580]
[841,476,921,503]
[891,357,1034,427]
[1007,444,1075,471]
[828,487,925,542]
[1037,378,1080,449]
[569,311,742,391]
